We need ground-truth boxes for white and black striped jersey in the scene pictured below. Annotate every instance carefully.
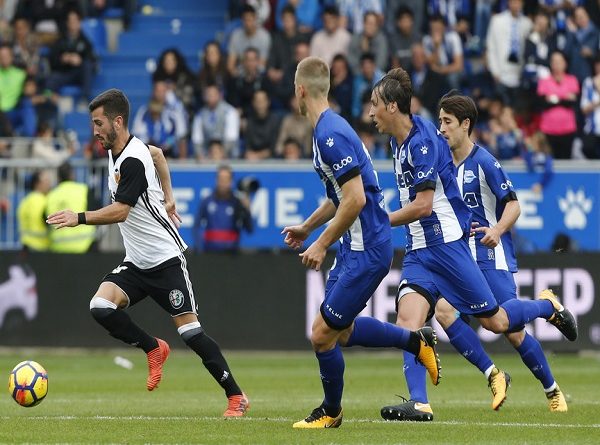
[108,135,187,269]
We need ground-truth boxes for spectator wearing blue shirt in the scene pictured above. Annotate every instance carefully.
[275,0,320,33]
[194,164,253,253]
[523,130,554,193]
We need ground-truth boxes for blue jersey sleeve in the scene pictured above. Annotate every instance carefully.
[317,129,360,186]
[409,136,438,192]
[482,157,517,203]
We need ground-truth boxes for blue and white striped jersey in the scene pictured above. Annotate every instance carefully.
[581,76,600,136]
[455,145,518,272]
[312,109,390,251]
[392,115,471,251]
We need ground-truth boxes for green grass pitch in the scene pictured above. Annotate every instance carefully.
[1,349,598,444]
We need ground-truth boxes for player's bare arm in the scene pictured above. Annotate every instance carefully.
[473,200,521,248]
[389,189,434,227]
[148,144,182,228]
[47,202,131,228]
[282,198,336,250]
[300,175,366,271]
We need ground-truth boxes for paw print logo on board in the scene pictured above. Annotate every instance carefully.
[558,188,593,229]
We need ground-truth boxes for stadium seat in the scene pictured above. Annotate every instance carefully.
[81,18,108,55]
[63,111,92,145]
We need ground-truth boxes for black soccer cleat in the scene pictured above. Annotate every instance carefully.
[381,397,433,422]
[539,289,578,341]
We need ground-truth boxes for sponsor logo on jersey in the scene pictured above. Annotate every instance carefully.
[169,289,185,309]
[333,156,352,171]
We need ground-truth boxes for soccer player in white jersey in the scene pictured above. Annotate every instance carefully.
[46,89,249,417]
[368,68,577,421]
[282,56,441,429]
[435,91,567,412]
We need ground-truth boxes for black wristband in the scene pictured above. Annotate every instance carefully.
[77,212,86,225]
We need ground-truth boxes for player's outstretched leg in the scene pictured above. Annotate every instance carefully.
[538,289,578,341]
[146,338,170,391]
[343,318,441,385]
[487,367,511,410]
[90,296,166,390]
[512,331,567,412]
[178,321,249,417]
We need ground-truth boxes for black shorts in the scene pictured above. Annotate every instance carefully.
[102,255,197,317]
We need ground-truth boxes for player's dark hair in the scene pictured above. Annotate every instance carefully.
[89,89,130,127]
[438,90,478,135]
[372,67,412,114]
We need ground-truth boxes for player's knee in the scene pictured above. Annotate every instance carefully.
[479,316,506,334]
[505,330,525,348]
[395,311,422,330]
[434,306,457,329]
[177,321,204,344]
[89,296,117,321]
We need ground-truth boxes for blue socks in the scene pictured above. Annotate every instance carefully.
[516,332,555,389]
[501,299,554,331]
[446,318,494,374]
[345,317,413,349]
[403,351,428,403]
[316,345,345,414]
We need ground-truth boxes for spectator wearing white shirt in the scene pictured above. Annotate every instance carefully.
[227,4,271,76]
[486,0,532,105]
[309,5,351,66]
[192,84,240,160]
[422,14,464,90]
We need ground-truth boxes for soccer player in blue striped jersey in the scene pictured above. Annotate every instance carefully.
[435,92,568,412]
[369,68,577,421]
[282,56,441,429]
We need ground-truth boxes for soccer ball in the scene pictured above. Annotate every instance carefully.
[8,361,48,407]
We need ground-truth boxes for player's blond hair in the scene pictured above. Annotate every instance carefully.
[296,56,330,98]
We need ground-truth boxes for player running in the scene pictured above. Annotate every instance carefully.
[368,69,577,421]
[434,91,568,412]
[47,89,249,417]
[282,56,441,429]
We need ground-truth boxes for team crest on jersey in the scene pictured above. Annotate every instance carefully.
[420,145,428,155]
[326,137,334,147]
[463,170,477,183]
[169,289,185,309]
[114,168,121,184]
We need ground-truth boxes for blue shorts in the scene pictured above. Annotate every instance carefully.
[322,241,393,330]
[399,239,499,317]
[481,269,516,305]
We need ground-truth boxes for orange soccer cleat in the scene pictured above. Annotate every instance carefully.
[223,392,250,417]
[146,338,170,391]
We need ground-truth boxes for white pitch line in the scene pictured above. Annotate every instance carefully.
[1,416,599,429]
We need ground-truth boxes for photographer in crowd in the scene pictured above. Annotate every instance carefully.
[193,164,254,253]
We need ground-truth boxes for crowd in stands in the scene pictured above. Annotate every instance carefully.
[3,0,600,182]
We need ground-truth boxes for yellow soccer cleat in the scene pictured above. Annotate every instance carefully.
[415,327,441,385]
[293,406,343,429]
[488,367,511,410]
[546,386,568,412]
[539,289,578,341]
